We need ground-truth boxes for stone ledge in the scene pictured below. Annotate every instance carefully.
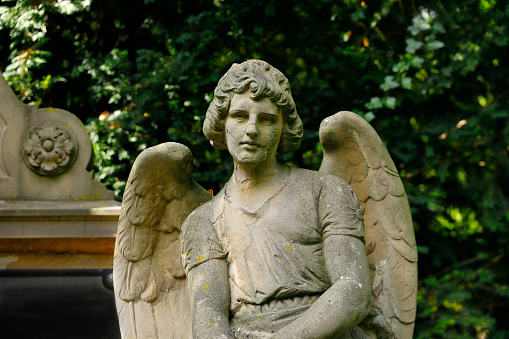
[0,200,121,216]
[0,253,114,270]
[0,237,115,253]
[0,200,121,239]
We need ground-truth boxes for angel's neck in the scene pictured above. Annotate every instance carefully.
[232,158,279,185]
[228,161,289,210]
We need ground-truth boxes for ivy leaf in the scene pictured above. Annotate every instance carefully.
[406,38,424,53]
[365,96,383,109]
[411,57,425,68]
[365,111,375,122]
[384,96,397,109]
[393,61,410,73]
[380,75,400,91]
[402,77,412,89]
[408,15,431,36]
[427,40,445,51]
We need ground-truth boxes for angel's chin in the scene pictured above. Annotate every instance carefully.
[235,154,268,167]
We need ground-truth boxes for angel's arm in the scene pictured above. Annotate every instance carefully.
[181,206,234,338]
[273,235,371,339]
[188,258,234,338]
[272,177,371,339]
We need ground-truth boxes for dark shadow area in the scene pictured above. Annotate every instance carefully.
[0,276,120,339]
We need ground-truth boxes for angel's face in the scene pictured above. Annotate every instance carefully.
[225,91,283,167]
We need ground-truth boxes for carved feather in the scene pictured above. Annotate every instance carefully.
[113,142,211,339]
[319,112,417,339]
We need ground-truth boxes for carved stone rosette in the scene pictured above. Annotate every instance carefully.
[23,123,78,176]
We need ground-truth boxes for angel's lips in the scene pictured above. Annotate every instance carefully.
[240,141,261,150]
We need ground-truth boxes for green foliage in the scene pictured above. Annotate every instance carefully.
[1,0,508,337]
[417,267,509,339]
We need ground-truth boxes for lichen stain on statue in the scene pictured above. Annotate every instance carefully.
[114,60,417,339]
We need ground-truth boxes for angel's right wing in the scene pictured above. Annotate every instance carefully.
[113,142,212,339]
[319,112,417,339]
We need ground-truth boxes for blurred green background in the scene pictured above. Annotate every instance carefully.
[1,0,508,337]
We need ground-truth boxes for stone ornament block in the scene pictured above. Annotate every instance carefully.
[23,122,78,176]
[0,72,113,201]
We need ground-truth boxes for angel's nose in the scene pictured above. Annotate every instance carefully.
[246,120,259,137]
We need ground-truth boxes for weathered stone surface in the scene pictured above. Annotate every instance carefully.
[0,72,114,201]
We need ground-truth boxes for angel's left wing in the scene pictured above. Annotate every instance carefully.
[113,142,211,339]
[319,111,417,339]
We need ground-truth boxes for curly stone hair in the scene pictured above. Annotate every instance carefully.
[203,60,303,154]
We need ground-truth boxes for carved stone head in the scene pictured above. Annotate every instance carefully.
[203,60,303,154]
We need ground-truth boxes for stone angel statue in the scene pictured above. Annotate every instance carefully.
[113,60,417,339]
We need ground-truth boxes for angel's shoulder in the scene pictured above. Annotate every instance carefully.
[181,189,225,231]
[180,190,228,272]
[290,167,354,195]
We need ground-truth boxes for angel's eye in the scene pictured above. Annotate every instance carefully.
[230,111,248,122]
[259,114,278,125]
